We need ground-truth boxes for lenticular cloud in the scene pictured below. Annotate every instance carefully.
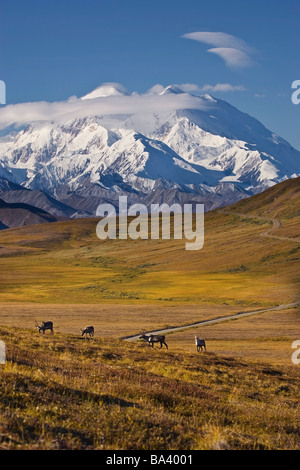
[182,31,256,68]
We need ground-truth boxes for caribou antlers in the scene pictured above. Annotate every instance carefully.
[35,321,54,334]
[139,329,168,349]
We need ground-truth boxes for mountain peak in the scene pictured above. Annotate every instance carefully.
[0,84,299,210]
[81,82,129,100]
[159,85,186,96]
[202,94,217,102]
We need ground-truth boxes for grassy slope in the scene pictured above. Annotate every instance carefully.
[229,177,300,220]
[168,306,300,365]
[0,325,299,450]
[226,177,300,240]
[0,178,299,307]
[0,178,299,450]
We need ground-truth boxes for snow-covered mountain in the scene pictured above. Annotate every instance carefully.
[0,83,298,216]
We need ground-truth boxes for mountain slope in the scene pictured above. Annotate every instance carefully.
[0,84,298,218]
[0,186,76,218]
[0,198,60,229]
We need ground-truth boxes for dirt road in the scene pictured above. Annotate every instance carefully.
[220,210,300,243]
[123,301,299,341]
[123,209,299,341]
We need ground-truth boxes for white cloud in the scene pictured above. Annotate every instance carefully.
[146,84,166,95]
[208,47,253,68]
[146,83,201,95]
[182,32,250,51]
[0,82,250,129]
[182,31,256,68]
[173,83,201,93]
[201,83,246,93]
[148,83,246,95]
[0,88,212,129]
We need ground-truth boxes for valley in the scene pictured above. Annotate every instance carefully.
[0,137,299,451]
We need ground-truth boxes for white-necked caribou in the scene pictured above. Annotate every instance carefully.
[195,335,206,352]
[139,331,168,349]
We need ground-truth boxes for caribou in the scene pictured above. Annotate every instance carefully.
[35,321,54,334]
[139,331,168,349]
[81,326,94,340]
[195,335,206,352]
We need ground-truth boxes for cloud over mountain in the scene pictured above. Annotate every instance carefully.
[0,86,210,129]
[182,31,256,68]
[0,83,298,207]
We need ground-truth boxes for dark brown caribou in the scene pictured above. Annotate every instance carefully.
[81,326,94,339]
[35,321,54,334]
[139,331,168,349]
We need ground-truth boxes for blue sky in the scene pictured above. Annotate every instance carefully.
[1,0,299,149]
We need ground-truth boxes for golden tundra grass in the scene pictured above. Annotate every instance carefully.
[0,178,299,308]
[0,325,299,450]
[0,210,298,306]
[168,306,300,365]
[0,302,249,337]
[0,178,299,450]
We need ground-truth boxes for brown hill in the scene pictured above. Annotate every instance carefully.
[0,198,60,229]
[227,176,299,220]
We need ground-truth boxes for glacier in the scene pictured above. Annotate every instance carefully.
[0,83,298,216]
